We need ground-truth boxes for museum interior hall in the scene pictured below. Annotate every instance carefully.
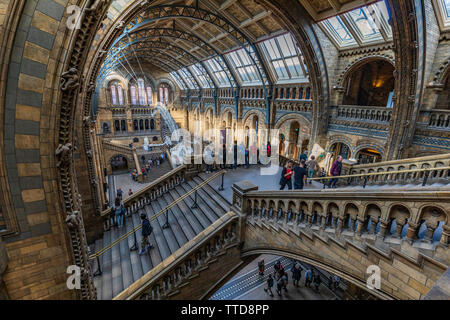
[0,0,449,301]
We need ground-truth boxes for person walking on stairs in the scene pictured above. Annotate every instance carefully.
[304,268,312,288]
[258,259,265,276]
[292,262,302,287]
[264,274,274,297]
[328,155,343,188]
[313,272,322,293]
[139,213,154,255]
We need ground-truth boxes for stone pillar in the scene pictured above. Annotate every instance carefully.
[356,217,365,236]
[320,215,326,230]
[336,217,343,233]
[440,224,450,246]
[377,221,389,239]
[369,217,379,235]
[423,221,438,243]
[394,221,405,238]
[0,238,9,299]
[406,221,419,243]
[231,180,259,243]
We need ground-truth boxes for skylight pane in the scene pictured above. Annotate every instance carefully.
[348,7,381,39]
[170,72,186,90]
[204,58,230,87]
[285,57,303,78]
[327,16,354,42]
[444,0,450,17]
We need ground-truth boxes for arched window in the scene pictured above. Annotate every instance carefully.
[110,85,118,105]
[117,85,124,105]
[138,79,146,105]
[146,86,153,105]
[159,87,164,104]
[164,87,169,105]
[130,86,137,105]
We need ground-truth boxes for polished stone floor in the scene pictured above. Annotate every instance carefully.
[210,254,340,300]
[200,165,323,203]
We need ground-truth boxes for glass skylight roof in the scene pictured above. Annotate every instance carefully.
[226,48,262,85]
[434,0,450,30]
[445,0,450,17]
[178,68,199,90]
[204,58,230,87]
[260,33,308,82]
[319,0,392,49]
[190,64,213,88]
[170,71,187,90]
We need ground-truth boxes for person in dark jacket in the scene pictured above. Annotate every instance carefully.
[292,262,302,287]
[279,161,293,190]
[313,273,322,292]
[264,274,274,297]
[328,155,343,188]
[139,213,154,255]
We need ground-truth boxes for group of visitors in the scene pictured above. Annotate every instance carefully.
[280,155,319,190]
[262,259,339,298]
[280,153,344,190]
[263,260,289,297]
[139,153,166,180]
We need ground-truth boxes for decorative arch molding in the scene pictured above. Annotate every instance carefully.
[107,153,134,168]
[155,77,176,93]
[126,73,157,91]
[417,204,449,224]
[325,135,353,154]
[104,74,129,90]
[431,57,450,85]
[241,248,392,300]
[242,109,267,128]
[336,54,396,88]
[353,141,385,158]
[220,106,236,119]
[274,112,312,129]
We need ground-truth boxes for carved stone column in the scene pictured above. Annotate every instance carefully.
[0,238,9,299]
[336,217,343,234]
[406,221,419,243]
[377,221,389,239]
[356,217,365,236]
[440,224,450,246]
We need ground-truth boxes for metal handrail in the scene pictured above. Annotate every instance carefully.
[90,170,226,260]
[308,166,450,181]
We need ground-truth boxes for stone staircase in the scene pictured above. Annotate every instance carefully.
[91,174,231,300]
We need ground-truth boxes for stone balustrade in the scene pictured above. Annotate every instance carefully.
[237,188,450,247]
[347,153,450,186]
[427,109,450,129]
[334,105,393,123]
[101,165,188,218]
[231,182,449,299]
[114,212,240,300]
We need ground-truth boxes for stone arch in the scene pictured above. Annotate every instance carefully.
[242,109,267,128]
[432,56,450,85]
[240,248,391,300]
[336,54,395,89]
[274,112,311,129]
[354,141,385,157]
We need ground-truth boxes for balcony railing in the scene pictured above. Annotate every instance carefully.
[334,105,392,123]
[427,109,450,129]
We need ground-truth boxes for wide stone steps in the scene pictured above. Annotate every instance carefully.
[91,175,230,300]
